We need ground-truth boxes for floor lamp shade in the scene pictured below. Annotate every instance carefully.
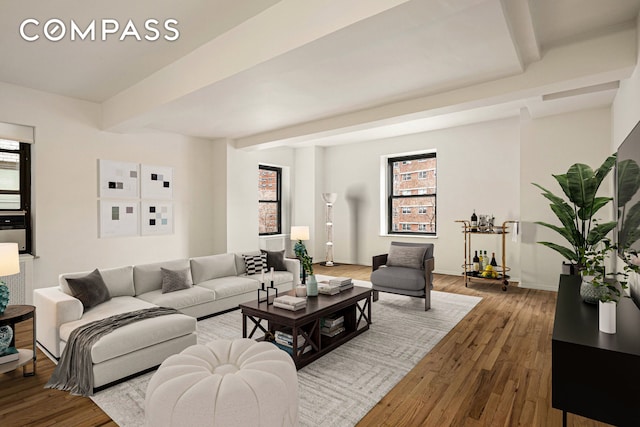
[322,193,337,266]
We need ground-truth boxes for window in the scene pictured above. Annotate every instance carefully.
[388,152,436,235]
[0,139,31,252]
[402,173,411,181]
[258,165,281,235]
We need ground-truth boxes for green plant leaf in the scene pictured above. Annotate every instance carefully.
[586,221,617,246]
[566,163,597,212]
[594,153,616,188]
[537,242,578,262]
[577,196,612,221]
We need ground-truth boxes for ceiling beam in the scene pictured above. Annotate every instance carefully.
[234,27,636,149]
[101,0,412,132]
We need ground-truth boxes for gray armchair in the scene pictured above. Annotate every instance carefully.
[370,241,434,311]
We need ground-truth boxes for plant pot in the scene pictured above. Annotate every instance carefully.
[580,276,607,304]
[562,262,580,275]
[599,300,617,334]
[295,285,307,297]
[306,274,318,297]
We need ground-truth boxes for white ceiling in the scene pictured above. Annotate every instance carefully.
[0,0,639,148]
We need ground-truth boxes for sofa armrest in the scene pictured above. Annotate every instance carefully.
[372,254,388,272]
[283,257,301,286]
[33,287,83,358]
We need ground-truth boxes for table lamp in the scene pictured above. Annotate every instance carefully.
[0,243,20,315]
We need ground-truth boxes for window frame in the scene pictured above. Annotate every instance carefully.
[0,141,31,253]
[387,152,436,236]
[258,164,282,236]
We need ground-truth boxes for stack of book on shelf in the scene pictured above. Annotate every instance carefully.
[273,295,307,311]
[330,277,353,291]
[320,315,345,337]
[0,347,19,364]
[273,330,312,356]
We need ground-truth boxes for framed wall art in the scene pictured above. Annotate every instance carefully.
[99,200,138,237]
[141,164,173,200]
[141,201,173,236]
[98,159,139,199]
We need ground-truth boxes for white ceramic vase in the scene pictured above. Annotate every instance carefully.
[598,300,616,334]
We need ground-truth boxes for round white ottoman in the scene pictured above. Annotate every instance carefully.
[145,338,299,427]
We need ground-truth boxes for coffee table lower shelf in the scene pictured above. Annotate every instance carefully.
[240,286,372,369]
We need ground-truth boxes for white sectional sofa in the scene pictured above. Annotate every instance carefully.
[34,251,299,390]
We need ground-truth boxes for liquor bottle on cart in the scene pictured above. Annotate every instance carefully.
[471,210,478,232]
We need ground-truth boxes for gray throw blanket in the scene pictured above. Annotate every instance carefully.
[45,306,179,397]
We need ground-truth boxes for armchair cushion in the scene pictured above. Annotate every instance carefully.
[386,245,427,270]
[371,266,427,296]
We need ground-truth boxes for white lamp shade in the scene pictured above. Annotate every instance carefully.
[290,226,310,241]
[322,193,337,203]
[0,243,19,276]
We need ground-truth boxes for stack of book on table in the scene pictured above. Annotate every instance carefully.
[320,315,345,337]
[273,330,312,355]
[273,295,307,311]
[317,281,340,295]
[0,347,19,364]
[330,277,353,291]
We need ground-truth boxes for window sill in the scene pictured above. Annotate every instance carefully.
[379,233,438,239]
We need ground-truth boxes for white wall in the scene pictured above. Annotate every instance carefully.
[317,117,522,279]
[226,145,296,253]
[520,107,613,290]
[0,82,218,289]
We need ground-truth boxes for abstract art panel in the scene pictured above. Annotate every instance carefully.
[141,201,173,236]
[98,159,139,199]
[99,200,138,237]
[141,164,173,200]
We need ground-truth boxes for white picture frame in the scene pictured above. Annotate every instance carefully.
[141,201,174,236]
[140,164,173,200]
[98,159,139,199]
[99,200,139,237]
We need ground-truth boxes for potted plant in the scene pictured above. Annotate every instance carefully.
[533,154,617,272]
[293,239,317,296]
[582,236,639,333]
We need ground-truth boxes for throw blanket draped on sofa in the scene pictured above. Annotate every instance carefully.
[45,307,179,397]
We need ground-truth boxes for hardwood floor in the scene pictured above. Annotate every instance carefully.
[0,265,612,426]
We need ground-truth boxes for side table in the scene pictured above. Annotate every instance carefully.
[0,305,36,376]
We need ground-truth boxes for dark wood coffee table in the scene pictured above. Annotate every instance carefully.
[240,285,372,369]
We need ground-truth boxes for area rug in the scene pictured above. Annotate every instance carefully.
[91,277,481,426]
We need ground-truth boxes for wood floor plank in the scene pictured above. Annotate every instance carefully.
[0,264,615,426]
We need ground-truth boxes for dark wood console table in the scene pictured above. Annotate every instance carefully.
[552,274,640,426]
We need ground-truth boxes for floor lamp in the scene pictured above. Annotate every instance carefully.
[322,193,337,266]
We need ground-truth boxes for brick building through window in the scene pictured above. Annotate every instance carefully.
[388,152,436,235]
[258,165,281,235]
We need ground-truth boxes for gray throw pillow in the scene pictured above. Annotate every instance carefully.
[66,268,112,312]
[243,253,267,275]
[161,267,194,294]
[261,249,287,271]
[386,245,427,270]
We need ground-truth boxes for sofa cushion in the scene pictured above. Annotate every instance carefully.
[387,244,427,270]
[190,253,237,284]
[66,269,112,312]
[243,253,267,275]
[137,286,216,310]
[248,270,292,287]
[261,249,288,271]
[235,251,261,275]
[196,276,261,300]
[161,267,193,294]
[134,259,191,295]
[60,265,135,298]
[59,297,196,364]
